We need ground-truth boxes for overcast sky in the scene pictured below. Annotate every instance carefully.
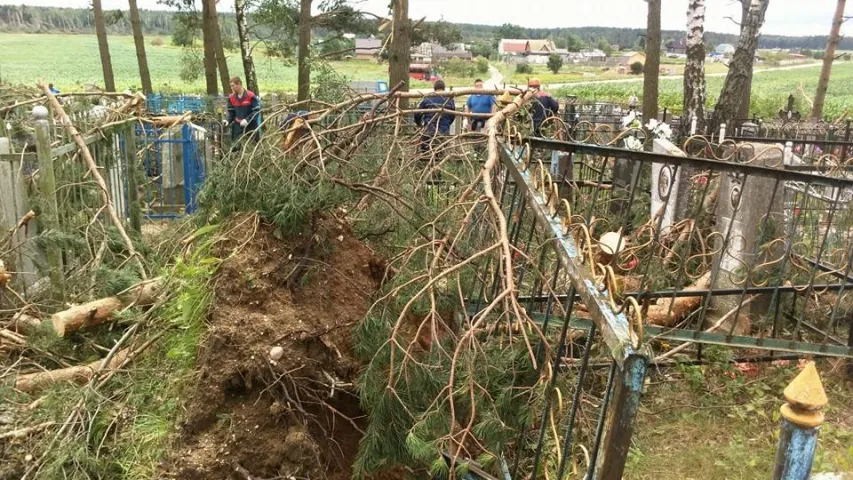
[1,0,847,37]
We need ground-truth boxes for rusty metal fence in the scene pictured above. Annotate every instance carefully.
[462,129,853,479]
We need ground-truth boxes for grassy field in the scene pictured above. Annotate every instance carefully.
[554,61,853,120]
[0,33,389,93]
[495,61,733,86]
[2,33,852,120]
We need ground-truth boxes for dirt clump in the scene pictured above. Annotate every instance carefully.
[163,214,385,480]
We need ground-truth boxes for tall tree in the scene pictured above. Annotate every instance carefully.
[736,0,754,119]
[202,0,218,94]
[235,0,258,93]
[714,0,769,125]
[209,0,231,93]
[128,0,153,94]
[388,0,411,108]
[643,0,661,124]
[297,0,312,101]
[683,0,706,134]
[92,0,116,91]
[811,0,846,120]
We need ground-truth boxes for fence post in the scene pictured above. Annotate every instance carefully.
[772,361,827,480]
[124,125,142,232]
[32,106,64,298]
[719,122,727,142]
[842,119,851,161]
[662,107,668,123]
[592,353,648,480]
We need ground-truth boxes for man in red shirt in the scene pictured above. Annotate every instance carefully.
[225,76,261,148]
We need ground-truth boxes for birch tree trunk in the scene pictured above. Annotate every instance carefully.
[713,0,770,126]
[643,0,661,123]
[202,0,219,95]
[235,0,259,94]
[389,0,411,109]
[736,0,754,120]
[297,0,312,102]
[128,0,153,94]
[93,0,116,92]
[683,0,706,134]
[811,0,846,120]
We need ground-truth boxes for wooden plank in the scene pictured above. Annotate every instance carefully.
[0,153,37,163]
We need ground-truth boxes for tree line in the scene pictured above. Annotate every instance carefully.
[2,5,850,52]
[0,5,238,37]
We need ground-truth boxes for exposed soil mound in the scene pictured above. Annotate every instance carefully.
[164,214,385,480]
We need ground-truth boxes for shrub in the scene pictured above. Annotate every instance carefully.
[150,37,165,47]
[515,62,534,74]
[547,53,563,74]
[438,57,476,78]
[630,61,644,75]
[476,56,489,74]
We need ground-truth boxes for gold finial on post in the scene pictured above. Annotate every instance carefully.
[780,361,828,428]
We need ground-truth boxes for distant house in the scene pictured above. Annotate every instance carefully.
[580,48,607,62]
[432,44,473,62]
[355,38,383,59]
[411,42,472,63]
[527,40,557,55]
[667,39,687,55]
[499,39,528,56]
[715,44,736,56]
[612,52,646,67]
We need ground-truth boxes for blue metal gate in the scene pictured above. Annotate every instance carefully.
[132,123,207,219]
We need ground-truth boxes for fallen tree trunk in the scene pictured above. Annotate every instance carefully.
[15,348,131,393]
[51,279,160,336]
[646,272,711,326]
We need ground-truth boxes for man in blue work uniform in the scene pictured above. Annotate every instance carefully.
[528,78,559,137]
[414,80,455,154]
[464,79,496,132]
[225,76,261,150]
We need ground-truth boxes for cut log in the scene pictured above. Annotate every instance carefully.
[646,272,711,326]
[15,349,130,394]
[9,312,42,334]
[51,280,160,336]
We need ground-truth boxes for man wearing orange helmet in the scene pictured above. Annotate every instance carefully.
[528,78,559,137]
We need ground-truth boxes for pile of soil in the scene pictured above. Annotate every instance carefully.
[164,214,385,479]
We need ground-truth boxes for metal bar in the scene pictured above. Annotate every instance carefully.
[516,283,853,302]
[513,313,853,358]
[727,135,853,148]
[499,144,647,364]
[522,137,853,189]
[591,355,647,480]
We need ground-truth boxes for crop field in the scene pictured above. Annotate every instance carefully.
[555,61,853,120]
[0,33,389,93]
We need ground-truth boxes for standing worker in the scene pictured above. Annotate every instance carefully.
[225,76,261,150]
[528,78,559,137]
[464,79,496,132]
[414,80,456,154]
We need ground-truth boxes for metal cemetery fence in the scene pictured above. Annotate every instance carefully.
[460,131,852,479]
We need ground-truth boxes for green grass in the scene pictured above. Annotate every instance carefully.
[555,61,853,119]
[624,359,853,479]
[0,33,388,93]
[494,61,733,86]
